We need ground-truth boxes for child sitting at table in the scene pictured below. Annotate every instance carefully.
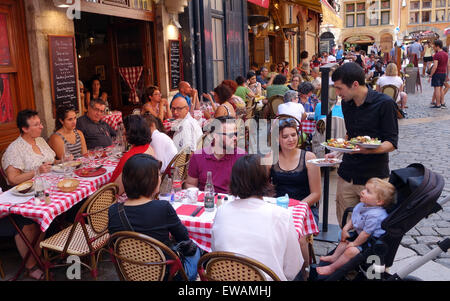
[317,178,395,276]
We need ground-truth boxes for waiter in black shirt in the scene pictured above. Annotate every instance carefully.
[326,62,399,224]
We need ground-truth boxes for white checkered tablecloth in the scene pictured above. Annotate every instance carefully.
[170,191,319,252]
[101,111,122,131]
[0,158,119,232]
[302,120,316,134]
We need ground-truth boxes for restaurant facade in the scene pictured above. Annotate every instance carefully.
[0,0,191,149]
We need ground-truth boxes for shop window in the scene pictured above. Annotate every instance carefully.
[410,11,420,23]
[346,14,355,27]
[437,0,446,7]
[346,3,355,12]
[436,9,446,21]
[381,11,390,24]
[0,14,11,66]
[422,10,431,22]
[381,0,390,9]
[211,0,223,12]
[422,0,432,8]
[212,17,224,88]
[0,73,13,124]
[357,13,365,26]
[410,1,420,9]
[356,2,365,11]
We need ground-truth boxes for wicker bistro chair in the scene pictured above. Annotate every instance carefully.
[161,145,192,185]
[197,251,281,281]
[267,95,284,120]
[104,231,188,281]
[381,84,399,103]
[39,183,119,280]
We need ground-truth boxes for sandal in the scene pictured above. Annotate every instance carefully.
[24,265,45,280]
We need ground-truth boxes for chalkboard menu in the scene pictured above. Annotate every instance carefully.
[168,39,183,91]
[48,35,79,113]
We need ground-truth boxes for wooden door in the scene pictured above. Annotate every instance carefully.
[110,19,155,115]
[0,0,34,151]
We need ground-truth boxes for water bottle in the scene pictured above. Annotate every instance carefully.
[172,167,182,202]
[204,171,215,212]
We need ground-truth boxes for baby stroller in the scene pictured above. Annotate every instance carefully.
[309,163,450,281]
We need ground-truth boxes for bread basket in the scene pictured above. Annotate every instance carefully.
[57,178,80,193]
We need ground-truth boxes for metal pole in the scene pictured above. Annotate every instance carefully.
[320,65,331,233]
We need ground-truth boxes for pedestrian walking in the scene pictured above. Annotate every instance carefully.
[428,40,448,108]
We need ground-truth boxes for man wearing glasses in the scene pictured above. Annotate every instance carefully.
[171,97,203,152]
[76,98,116,150]
[185,116,246,194]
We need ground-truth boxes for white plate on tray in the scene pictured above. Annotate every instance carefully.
[10,187,35,197]
[307,158,342,167]
[353,142,381,149]
[321,142,360,153]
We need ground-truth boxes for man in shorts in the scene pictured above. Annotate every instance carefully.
[428,40,448,108]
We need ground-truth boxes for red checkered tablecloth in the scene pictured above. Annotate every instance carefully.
[0,158,119,232]
[101,111,123,131]
[171,192,319,252]
[302,120,316,134]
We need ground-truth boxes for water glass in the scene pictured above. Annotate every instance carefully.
[276,195,290,209]
[185,187,199,204]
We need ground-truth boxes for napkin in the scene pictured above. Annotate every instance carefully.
[289,199,301,207]
[176,204,205,217]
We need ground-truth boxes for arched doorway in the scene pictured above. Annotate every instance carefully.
[320,32,335,54]
[343,35,375,53]
[380,33,393,53]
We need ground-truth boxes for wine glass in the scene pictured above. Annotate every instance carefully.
[87,150,96,168]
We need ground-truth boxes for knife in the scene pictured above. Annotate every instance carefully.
[191,206,203,217]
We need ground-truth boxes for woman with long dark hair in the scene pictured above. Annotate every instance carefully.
[49,105,88,160]
[85,76,108,108]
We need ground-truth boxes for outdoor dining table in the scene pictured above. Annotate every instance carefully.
[0,155,120,280]
[171,190,319,252]
[101,110,123,131]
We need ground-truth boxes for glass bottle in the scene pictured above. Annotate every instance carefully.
[172,167,182,202]
[204,171,215,212]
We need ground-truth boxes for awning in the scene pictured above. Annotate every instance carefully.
[285,0,322,13]
[248,0,270,8]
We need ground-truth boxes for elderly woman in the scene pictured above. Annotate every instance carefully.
[0,109,56,280]
[110,115,156,195]
[376,63,408,110]
[49,105,88,160]
[277,90,306,122]
[211,154,304,281]
[2,110,56,186]
[108,153,200,280]
[141,85,172,121]
[270,118,321,226]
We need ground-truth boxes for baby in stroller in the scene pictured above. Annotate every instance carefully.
[317,178,395,276]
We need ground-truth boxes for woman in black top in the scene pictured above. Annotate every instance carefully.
[270,118,321,225]
[108,153,189,246]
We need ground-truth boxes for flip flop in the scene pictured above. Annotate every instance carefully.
[24,265,45,280]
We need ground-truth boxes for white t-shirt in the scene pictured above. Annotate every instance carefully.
[377,75,404,102]
[277,102,305,122]
[211,197,303,281]
[150,130,178,172]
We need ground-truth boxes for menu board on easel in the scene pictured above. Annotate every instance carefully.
[168,39,183,91]
[48,35,79,114]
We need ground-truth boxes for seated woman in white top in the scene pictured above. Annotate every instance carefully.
[376,63,408,110]
[277,90,307,122]
[2,110,56,186]
[211,154,304,281]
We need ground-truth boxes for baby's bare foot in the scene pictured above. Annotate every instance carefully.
[317,266,333,276]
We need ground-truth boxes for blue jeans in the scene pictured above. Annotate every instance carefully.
[182,247,201,281]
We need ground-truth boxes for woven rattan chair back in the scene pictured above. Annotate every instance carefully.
[381,84,399,102]
[268,95,284,119]
[198,251,280,281]
[162,145,192,183]
[109,231,188,281]
[84,183,119,234]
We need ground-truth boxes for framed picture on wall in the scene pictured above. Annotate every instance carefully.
[95,65,106,81]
